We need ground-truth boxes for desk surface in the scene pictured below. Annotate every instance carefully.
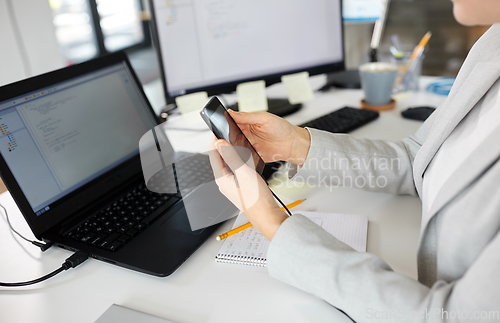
[0,75,446,323]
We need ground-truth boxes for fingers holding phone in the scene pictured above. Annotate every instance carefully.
[208,136,267,214]
[227,109,310,165]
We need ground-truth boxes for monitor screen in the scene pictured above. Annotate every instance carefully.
[343,0,384,23]
[149,0,344,99]
[0,63,157,215]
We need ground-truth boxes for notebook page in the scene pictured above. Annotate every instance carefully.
[216,216,270,259]
[298,211,368,252]
[216,211,368,262]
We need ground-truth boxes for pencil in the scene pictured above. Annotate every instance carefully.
[216,199,306,241]
[409,31,432,60]
[394,31,432,87]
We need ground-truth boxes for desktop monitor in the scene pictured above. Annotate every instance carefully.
[149,0,344,115]
[343,0,385,23]
[322,0,389,90]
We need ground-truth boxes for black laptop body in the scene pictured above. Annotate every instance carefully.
[0,52,229,276]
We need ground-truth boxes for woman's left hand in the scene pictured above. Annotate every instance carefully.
[208,136,288,240]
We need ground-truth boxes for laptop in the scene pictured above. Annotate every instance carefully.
[95,304,177,323]
[0,52,236,276]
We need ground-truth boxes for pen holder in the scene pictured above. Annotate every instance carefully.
[392,52,423,93]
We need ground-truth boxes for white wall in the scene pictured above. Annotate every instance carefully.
[0,0,64,86]
[0,0,26,86]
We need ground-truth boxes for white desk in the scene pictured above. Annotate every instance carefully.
[0,75,446,323]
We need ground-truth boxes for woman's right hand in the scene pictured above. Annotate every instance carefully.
[228,110,311,166]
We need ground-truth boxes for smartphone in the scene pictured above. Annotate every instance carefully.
[200,97,265,175]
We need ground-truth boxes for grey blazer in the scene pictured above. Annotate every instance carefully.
[267,24,500,322]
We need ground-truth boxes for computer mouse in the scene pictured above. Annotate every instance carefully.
[402,106,436,121]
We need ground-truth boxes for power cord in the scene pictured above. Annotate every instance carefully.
[0,251,89,287]
[0,204,52,252]
[0,204,89,287]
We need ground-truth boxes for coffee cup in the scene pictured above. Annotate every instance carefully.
[359,62,398,106]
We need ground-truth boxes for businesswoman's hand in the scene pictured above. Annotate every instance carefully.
[228,110,311,166]
[208,137,288,240]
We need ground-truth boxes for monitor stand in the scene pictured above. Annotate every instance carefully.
[230,98,302,117]
[318,69,361,92]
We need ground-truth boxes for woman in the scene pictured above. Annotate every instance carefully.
[208,0,500,321]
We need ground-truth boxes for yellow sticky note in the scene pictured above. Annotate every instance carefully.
[236,81,268,112]
[281,72,314,104]
[392,92,410,102]
[175,92,208,124]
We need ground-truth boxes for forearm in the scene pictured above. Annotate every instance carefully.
[267,215,498,323]
[287,128,420,196]
[244,204,288,241]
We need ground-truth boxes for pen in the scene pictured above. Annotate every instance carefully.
[390,34,404,59]
[390,34,403,52]
[394,31,432,87]
[216,198,306,241]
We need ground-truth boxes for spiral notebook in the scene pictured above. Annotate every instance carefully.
[215,211,368,266]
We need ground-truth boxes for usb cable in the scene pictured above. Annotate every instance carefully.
[0,251,88,287]
[0,204,88,287]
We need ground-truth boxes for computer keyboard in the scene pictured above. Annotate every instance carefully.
[66,183,179,252]
[300,106,379,133]
[146,153,215,195]
[66,154,216,251]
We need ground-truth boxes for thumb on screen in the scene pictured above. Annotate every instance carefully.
[215,140,248,174]
[215,140,261,210]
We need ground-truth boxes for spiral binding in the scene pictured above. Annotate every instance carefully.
[215,254,267,267]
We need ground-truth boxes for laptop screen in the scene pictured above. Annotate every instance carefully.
[0,62,157,215]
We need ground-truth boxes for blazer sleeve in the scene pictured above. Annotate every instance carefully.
[285,117,435,196]
[267,214,500,322]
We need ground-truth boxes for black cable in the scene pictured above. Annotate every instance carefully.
[0,204,52,252]
[269,188,292,216]
[334,307,356,323]
[1,267,65,287]
[0,251,88,287]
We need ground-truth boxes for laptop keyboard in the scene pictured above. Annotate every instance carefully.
[146,153,215,194]
[65,183,179,252]
[65,154,216,252]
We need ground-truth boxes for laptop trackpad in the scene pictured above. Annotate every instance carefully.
[160,206,207,235]
[160,198,237,235]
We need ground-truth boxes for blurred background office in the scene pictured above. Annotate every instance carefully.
[0,0,490,86]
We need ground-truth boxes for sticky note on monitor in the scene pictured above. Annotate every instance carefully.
[236,80,268,112]
[281,72,314,104]
[175,91,208,124]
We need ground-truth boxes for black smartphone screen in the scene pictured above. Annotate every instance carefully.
[200,97,266,175]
